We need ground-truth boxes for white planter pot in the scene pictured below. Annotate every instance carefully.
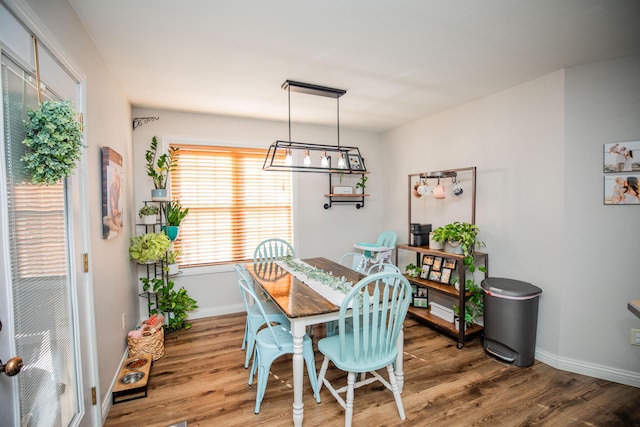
[429,232,444,250]
[167,263,179,276]
[444,240,463,254]
[355,187,364,195]
[142,214,156,225]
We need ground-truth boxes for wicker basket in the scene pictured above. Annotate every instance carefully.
[128,327,164,361]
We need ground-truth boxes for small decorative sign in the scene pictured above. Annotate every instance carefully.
[333,186,353,194]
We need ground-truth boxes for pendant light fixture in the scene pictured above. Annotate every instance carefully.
[263,80,366,173]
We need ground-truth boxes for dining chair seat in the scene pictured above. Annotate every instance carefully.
[238,277,321,413]
[317,272,412,427]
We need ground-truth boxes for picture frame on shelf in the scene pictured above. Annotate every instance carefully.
[422,255,434,266]
[443,258,457,269]
[420,264,430,279]
[348,153,364,170]
[417,287,428,298]
[440,268,452,284]
[413,296,428,308]
[428,270,441,282]
[432,256,443,271]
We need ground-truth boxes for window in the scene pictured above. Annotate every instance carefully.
[170,143,293,267]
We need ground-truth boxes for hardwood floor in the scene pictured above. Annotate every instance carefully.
[105,313,640,427]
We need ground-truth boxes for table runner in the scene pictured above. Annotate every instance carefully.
[276,259,352,307]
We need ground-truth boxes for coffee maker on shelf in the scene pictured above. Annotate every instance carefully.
[410,223,431,247]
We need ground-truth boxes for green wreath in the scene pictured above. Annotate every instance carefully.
[22,100,85,185]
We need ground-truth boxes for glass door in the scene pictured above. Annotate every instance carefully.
[0,52,81,426]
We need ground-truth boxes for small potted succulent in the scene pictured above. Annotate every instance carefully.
[21,100,85,185]
[166,249,182,276]
[138,204,159,225]
[145,136,179,200]
[404,263,422,278]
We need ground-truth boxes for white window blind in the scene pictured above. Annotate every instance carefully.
[170,144,293,267]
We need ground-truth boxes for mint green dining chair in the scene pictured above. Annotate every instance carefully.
[366,262,401,275]
[339,252,368,273]
[317,272,412,427]
[253,238,296,263]
[233,264,289,369]
[237,277,321,413]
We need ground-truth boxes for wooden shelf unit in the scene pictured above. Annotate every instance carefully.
[398,243,488,348]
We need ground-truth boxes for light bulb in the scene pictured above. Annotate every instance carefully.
[284,148,293,166]
[303,149,311,167]
[337,153,346,169]
[320,151,329,168]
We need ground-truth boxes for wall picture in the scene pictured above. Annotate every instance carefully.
[348,153,364,170]
[101,147,124,239]
[604,174,640,205]
[604,141,639,173]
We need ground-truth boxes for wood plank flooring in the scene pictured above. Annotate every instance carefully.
[105,313,640,427]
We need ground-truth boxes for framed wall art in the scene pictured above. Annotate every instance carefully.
[101,147,124,239]
[348,153,364,170]
[604,174,640,205]
[603,141,639,173]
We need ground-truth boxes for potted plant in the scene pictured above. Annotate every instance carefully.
[138,204,159,225]
[431,222,483,256]
[129,232,171,264]
[166,249,181,275]
[145,136,179,200]
[404,263,422,278]
[453,283,483,331]
[163,200,189,240]
[141,277,198,331]
[355,175,368,194]
[21,100,85,185]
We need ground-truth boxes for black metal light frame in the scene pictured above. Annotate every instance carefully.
[262,80,367,174]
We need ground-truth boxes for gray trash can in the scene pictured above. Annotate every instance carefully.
[481,277,542,367]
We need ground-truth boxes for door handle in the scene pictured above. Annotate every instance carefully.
[0,357,23,376]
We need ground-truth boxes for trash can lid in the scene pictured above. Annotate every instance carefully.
[481,277,542,298]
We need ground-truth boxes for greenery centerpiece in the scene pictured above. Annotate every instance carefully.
[141,277,198,331]
[129,232,171,264]
[145,135,178,200]
[21,100,85,185]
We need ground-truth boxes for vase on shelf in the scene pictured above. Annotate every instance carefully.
[151,188,168,201]
[162,225,179,241]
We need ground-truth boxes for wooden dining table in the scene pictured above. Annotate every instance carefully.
[245,257,406,427]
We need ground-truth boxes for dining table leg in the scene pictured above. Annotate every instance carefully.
[291,319,306,427]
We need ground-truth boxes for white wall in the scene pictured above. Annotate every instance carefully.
[562,54,640,381]
[131,108,384,319]
[383,57,640,387]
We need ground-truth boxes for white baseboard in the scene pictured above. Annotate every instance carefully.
[535,347,640,388]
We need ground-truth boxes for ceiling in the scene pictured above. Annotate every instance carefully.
[68,0,640,133]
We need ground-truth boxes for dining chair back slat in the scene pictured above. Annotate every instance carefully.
[253,238,295,263]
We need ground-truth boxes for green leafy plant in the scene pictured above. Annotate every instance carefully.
[141,277,198,331]
[164,200,189,226]
[145,135,179,189]
[404,263,422,278]
[129,232,171,264]
[21,100,85,185]
[138,204,159,218]
[355,175,368,191]
[432,221,487,326]
[166,249,182,265]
